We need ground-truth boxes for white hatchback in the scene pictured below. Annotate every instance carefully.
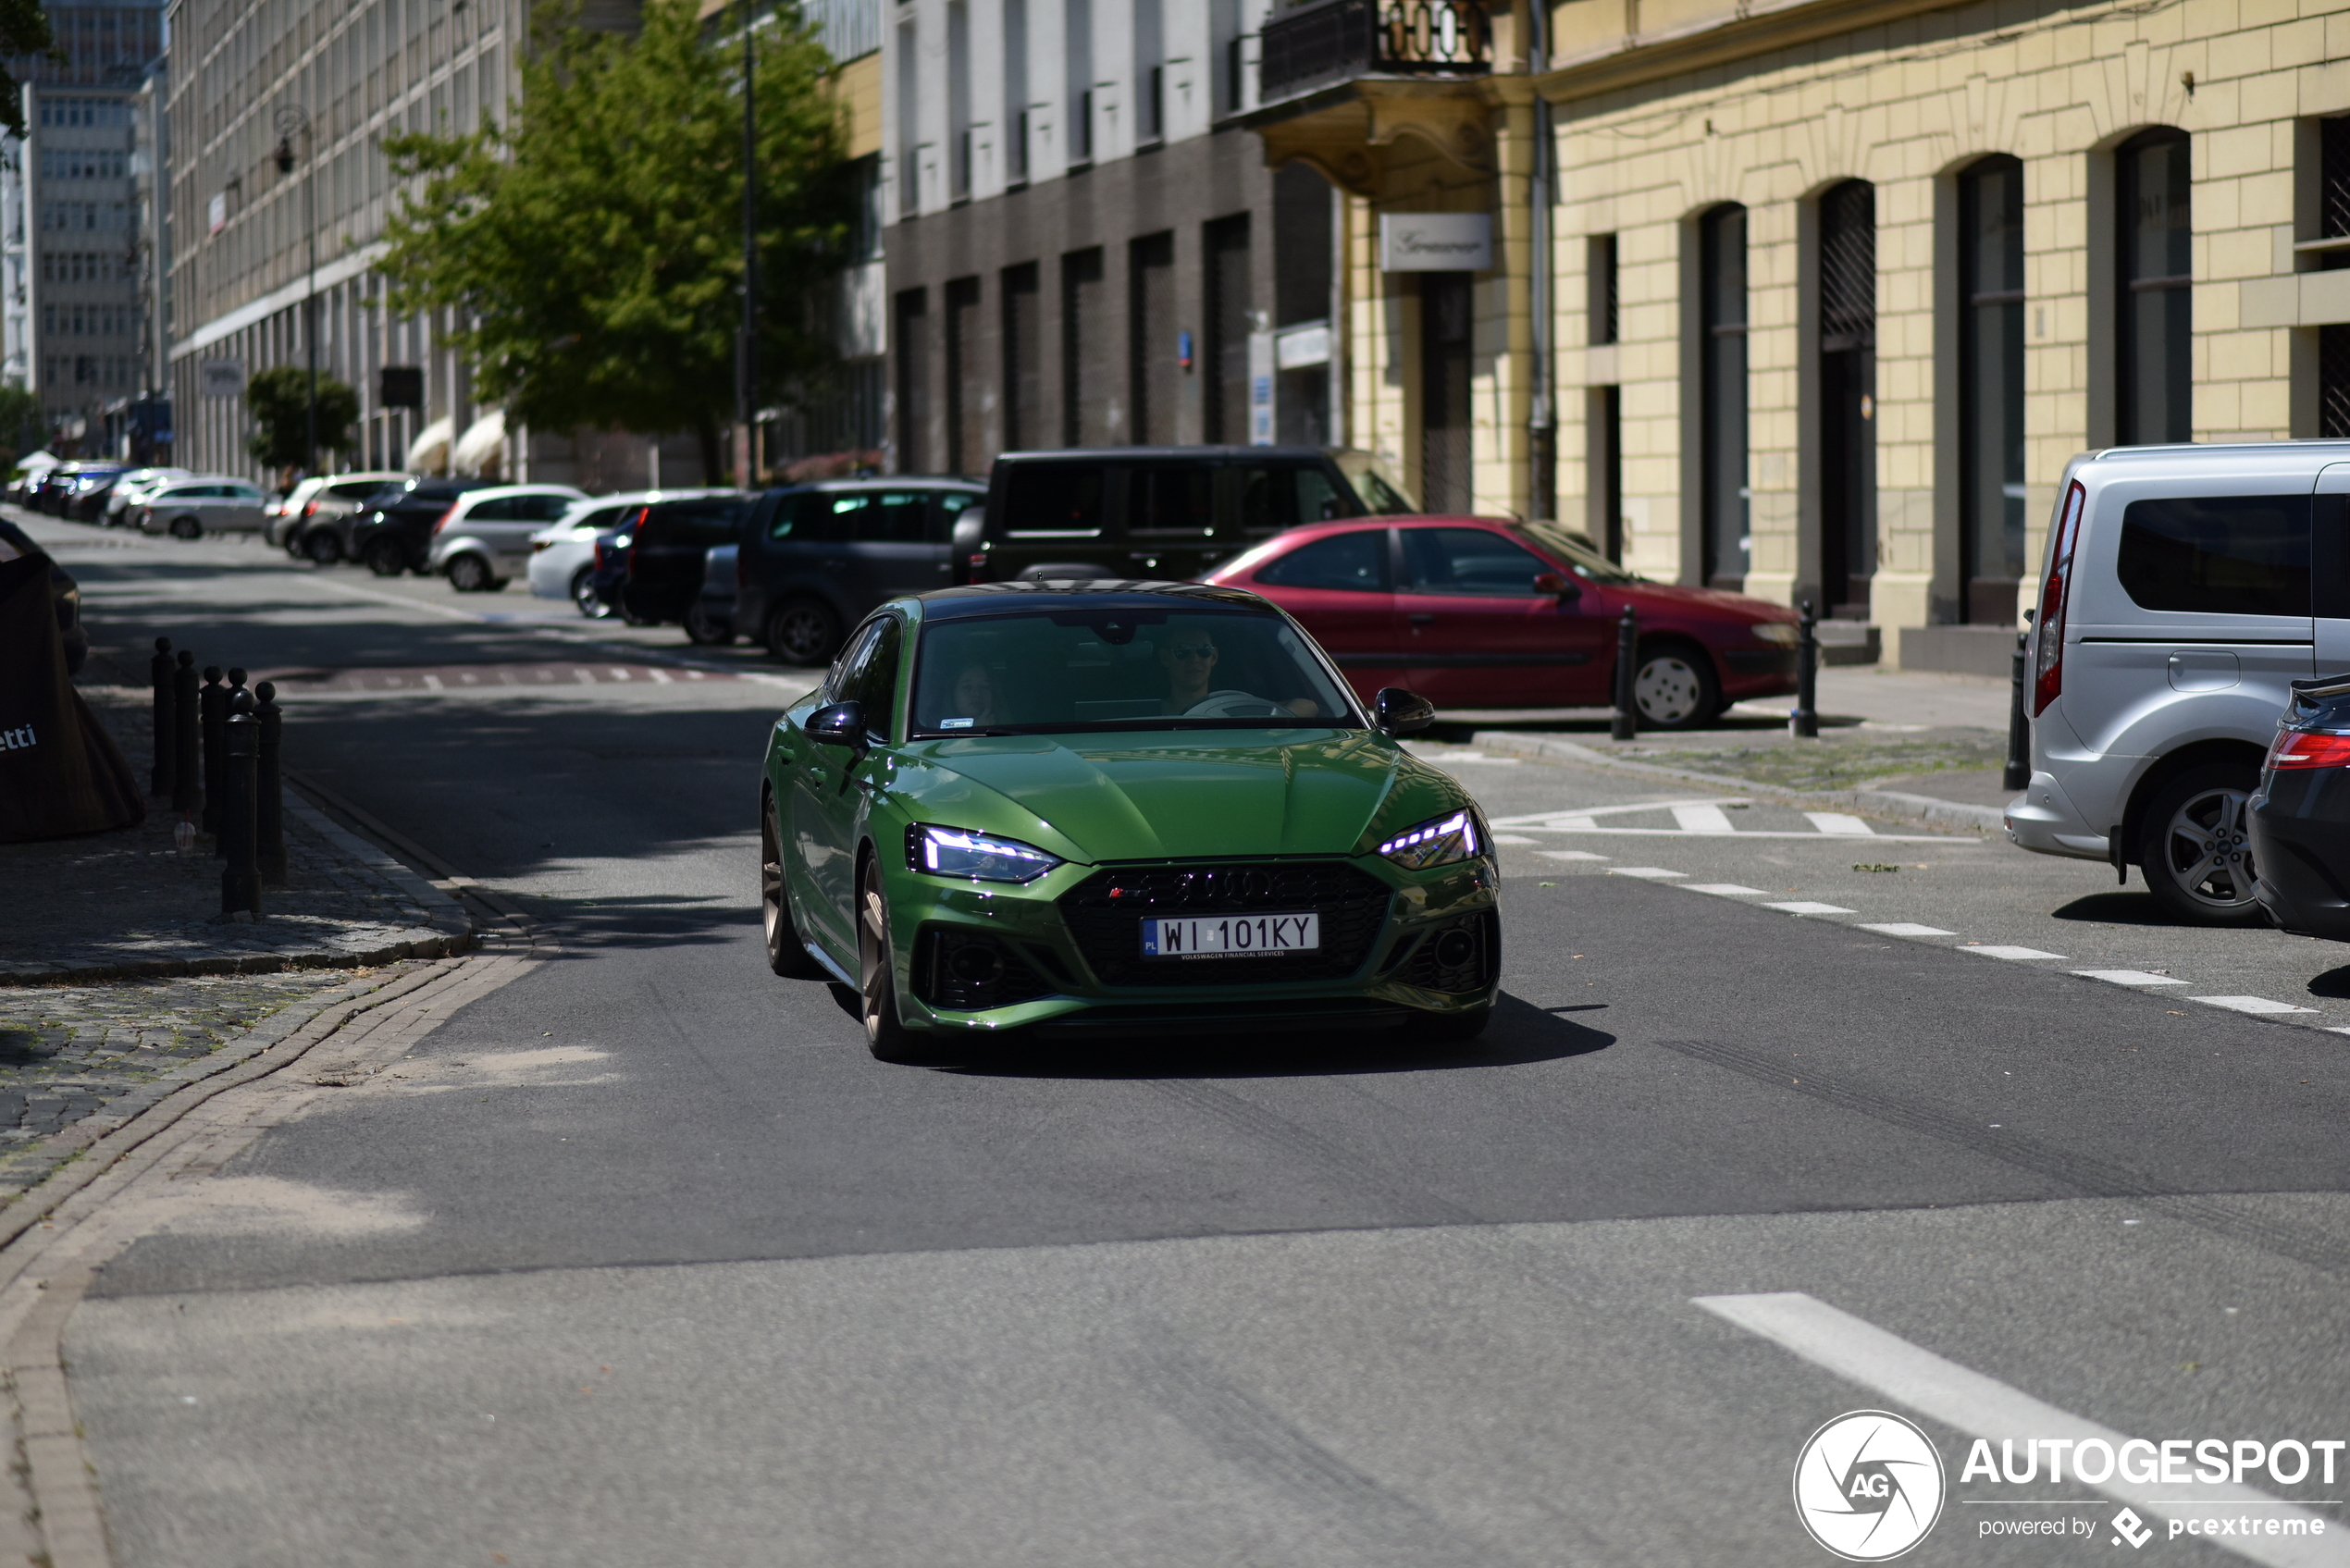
[2009,440,2350,924]
[423,484,589,592]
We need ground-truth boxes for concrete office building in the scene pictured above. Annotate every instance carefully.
[882,0,1347,475]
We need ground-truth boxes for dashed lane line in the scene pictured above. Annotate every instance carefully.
[1686,883,1769,896]
[1606,867,1687,879]
[2192,995,2322,1016]
[1960,945,2071,961]
[1763,901,1857,915]
[2073,969,2190,987]
[1858,922,1957,937]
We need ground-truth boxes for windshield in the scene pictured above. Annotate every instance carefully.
[1515,519,1644,585]
[1330,450,1419,514]
[910,608,1361,737]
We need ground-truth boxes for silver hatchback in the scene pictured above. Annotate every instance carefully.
[134,476,270,538]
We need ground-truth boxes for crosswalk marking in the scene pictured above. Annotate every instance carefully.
[1802,810,1874,835]
[1694,1292,2345,1568]
[1672,804,1738,833]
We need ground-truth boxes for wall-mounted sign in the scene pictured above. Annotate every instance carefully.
[379,365,425,409]
[207,191,227,236]
[198,359,243,398]
[1379,212,1493,272]
[1246,332,1275,446]
[1275,323,1330,370]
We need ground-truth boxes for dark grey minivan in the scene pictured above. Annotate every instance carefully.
[737,478,985,665]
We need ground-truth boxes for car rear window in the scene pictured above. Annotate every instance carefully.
[640,499,747,548]
[1001,464,1106,537]
[2116,495,2311,618]
[1234,463,1353,536]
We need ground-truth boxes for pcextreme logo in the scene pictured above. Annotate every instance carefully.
[1794,1411,1948,1561]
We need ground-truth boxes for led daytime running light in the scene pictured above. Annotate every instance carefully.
[912,823,1062,883]
[1377,809,1481,870]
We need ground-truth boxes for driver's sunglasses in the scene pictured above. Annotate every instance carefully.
[1169,642,1218,660]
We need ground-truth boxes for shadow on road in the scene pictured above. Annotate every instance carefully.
[2047,891,2202,926]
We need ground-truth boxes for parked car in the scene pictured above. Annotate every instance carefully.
[31,462,110,516]
[2248,674,2350,940]
[1206,515,1800,728]
[526,490,736,619]
[0,518,87,673]
[7,451,61,502]
[131,475,271,538]
[588,494,751,625]
[343,477,497,575]
[688,545,737,645]
[275,471,415,558]
[736,478,984,665]
[962,447,1406,589]
[60,463,132,521]
[103,468,192,527]
[423,484,589,591]
[2005,440,2350,925]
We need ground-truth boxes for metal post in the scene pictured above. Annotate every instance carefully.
[255,680,286,885]
[737,0,758,488]
[1611,605,1639,740]
[171,651,200,817]
[148,636,174,797]
[2003,630,2032,790]
[199,665,226,835]
[1790,600,1820,738]
[221,688,260,916]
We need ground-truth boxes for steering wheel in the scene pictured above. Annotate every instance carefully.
[1181,689,1291,719]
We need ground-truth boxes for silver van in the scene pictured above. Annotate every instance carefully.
[2007,440,2350,924]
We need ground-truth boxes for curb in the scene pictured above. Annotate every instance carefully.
[1466,730,2011,836]
[0,785,476,988]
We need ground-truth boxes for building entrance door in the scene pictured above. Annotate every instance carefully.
[1420,272,1474,513]
[1818,180,1876,619]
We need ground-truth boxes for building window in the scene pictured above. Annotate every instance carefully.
[1419,271,1474,513]
[1136,0,1163,144]
[1699,204,1749,590]
[1202,213,1250,443]
[1589,385,1624,562]
[1817,179,1875,618]
[1589,234,1617,346]
[897,23,920,216]
[1960,155,2027,623]
[1129,231,1176,443]
[895,288,927,471]
[2316,117,2350,437]
[1066,0,1093,167]
[1005,0,1030,185]
[945,276,981,472]
[946,2,971,202]
[1002,262,1041,450]
[2116,127,2192,445]
[1061,247,1106,444]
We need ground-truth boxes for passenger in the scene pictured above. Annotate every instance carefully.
[947,663,1000,728]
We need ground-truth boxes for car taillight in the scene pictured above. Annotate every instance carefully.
[2031,478,2086,717]
[303,500,320,517]
[431,505,460,535]
[2268,730,2350,770]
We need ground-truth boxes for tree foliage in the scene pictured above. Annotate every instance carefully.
[245,365,361,472]
[376,0,857,482]
[0,0,58,140]
[0,385,42,466]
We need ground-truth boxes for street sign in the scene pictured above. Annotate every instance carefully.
[198,360,243,398]
[1246,332,1274,446]
[1379,213,1493,272]
[379,365,424,409]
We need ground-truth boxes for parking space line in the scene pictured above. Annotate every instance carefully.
[1858,922,1957,936]
[1764,901,1857,915]
[2192,995,2320,1016]
[2073,970,2190,987]
[1962,945,2069,961]
[1803,811,1876,835]
[1693,1292,2344,1568]
[1687,883,1768,896]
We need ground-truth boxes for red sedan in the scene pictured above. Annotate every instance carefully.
[1206,517,1801,729]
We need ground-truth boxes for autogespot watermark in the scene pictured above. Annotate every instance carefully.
[1794,1416,2344,1557]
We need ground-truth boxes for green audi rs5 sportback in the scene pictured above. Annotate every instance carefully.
[759,581,1502,1063]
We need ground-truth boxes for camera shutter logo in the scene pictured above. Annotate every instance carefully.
[1793,1410,1946,1561]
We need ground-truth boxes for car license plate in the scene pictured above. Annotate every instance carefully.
[1141,912,1320,959]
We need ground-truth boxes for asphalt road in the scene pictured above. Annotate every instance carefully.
[23,515,2350,1568]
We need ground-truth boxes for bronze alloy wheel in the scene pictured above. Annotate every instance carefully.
[760,804,824,979]
[858,859,942,1064]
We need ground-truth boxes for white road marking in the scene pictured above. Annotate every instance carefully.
[1765,901,1857,915]
[2073,969,2190,986]
[2191,995,2320,1015]
[1491,833,1540,845]
[1962,945,2068,960]
[1490,798,1752,826]
[1672,804,1738,833]
[1686,883,1768,896]
[1415,750,1519,764]
[1858,922,1957,936]
[573,668,596,685]
[1803,810,1875,835]
[608,667,631,681]
[648,668,674,684]
[1608,867,1686,879]
[1512,827,1961,841]
[1537,850,1608,862]
[420,674,443,691]
[1693,1291,2346,1568]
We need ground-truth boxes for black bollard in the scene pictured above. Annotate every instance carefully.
[200,666,226,838]
[148,636,174,797]
[1789,600,1820,738]
[220,688,260,916]
[171,651,201,818]
[2003,629,2032,790]
[1611,606,1639,740]
[255,680,286,885]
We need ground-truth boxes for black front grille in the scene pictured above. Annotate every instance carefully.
[1058,860,1393,987]
[1396,911,1498,994]
[913,925,1057,1012]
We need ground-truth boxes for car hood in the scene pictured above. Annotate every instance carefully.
[890,729,1468,862]
[1620,580,1791,621]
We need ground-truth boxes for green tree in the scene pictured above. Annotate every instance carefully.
[0,385,43,467]
[245,365,361,472]
[0,0,58,140]
[377,0,856,483]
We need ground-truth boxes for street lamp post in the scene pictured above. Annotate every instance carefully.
[273,105,316,478]
[737,0,757,488]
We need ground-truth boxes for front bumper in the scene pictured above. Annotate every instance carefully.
[874,852,1503,1035]
[2249,778,2350,941]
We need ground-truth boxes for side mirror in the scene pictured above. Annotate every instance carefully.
[807,699,865,747]
[1373,686,1437,736]
[1533,572,1581,601]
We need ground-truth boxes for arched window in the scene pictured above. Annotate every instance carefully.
[1699,204,1749,589]
[1817,180,1875,617]
[2117,128,2192,444]
[1960,155,2025,623]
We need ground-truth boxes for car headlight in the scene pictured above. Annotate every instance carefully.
[1750,622,1800,647]
[909,823,1063,883]
[1376,809,1482,870]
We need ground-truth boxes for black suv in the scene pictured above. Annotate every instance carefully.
[342,478,496,575]
[736,478,984,665]
[966,447,1407,587]
[589,494,753,626]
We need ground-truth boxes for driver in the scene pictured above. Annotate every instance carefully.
[1157,630,1319,717]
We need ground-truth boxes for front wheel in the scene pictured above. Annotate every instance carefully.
[761,804,827,979]
[2137,763,2269,926]
[303,530,342,566]
[363,538,408,577]
[570,564,612,620]
[1632,644,1720,731]
[167,515,202,540]
[859,859,946,1065]
[445,553,497,593]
